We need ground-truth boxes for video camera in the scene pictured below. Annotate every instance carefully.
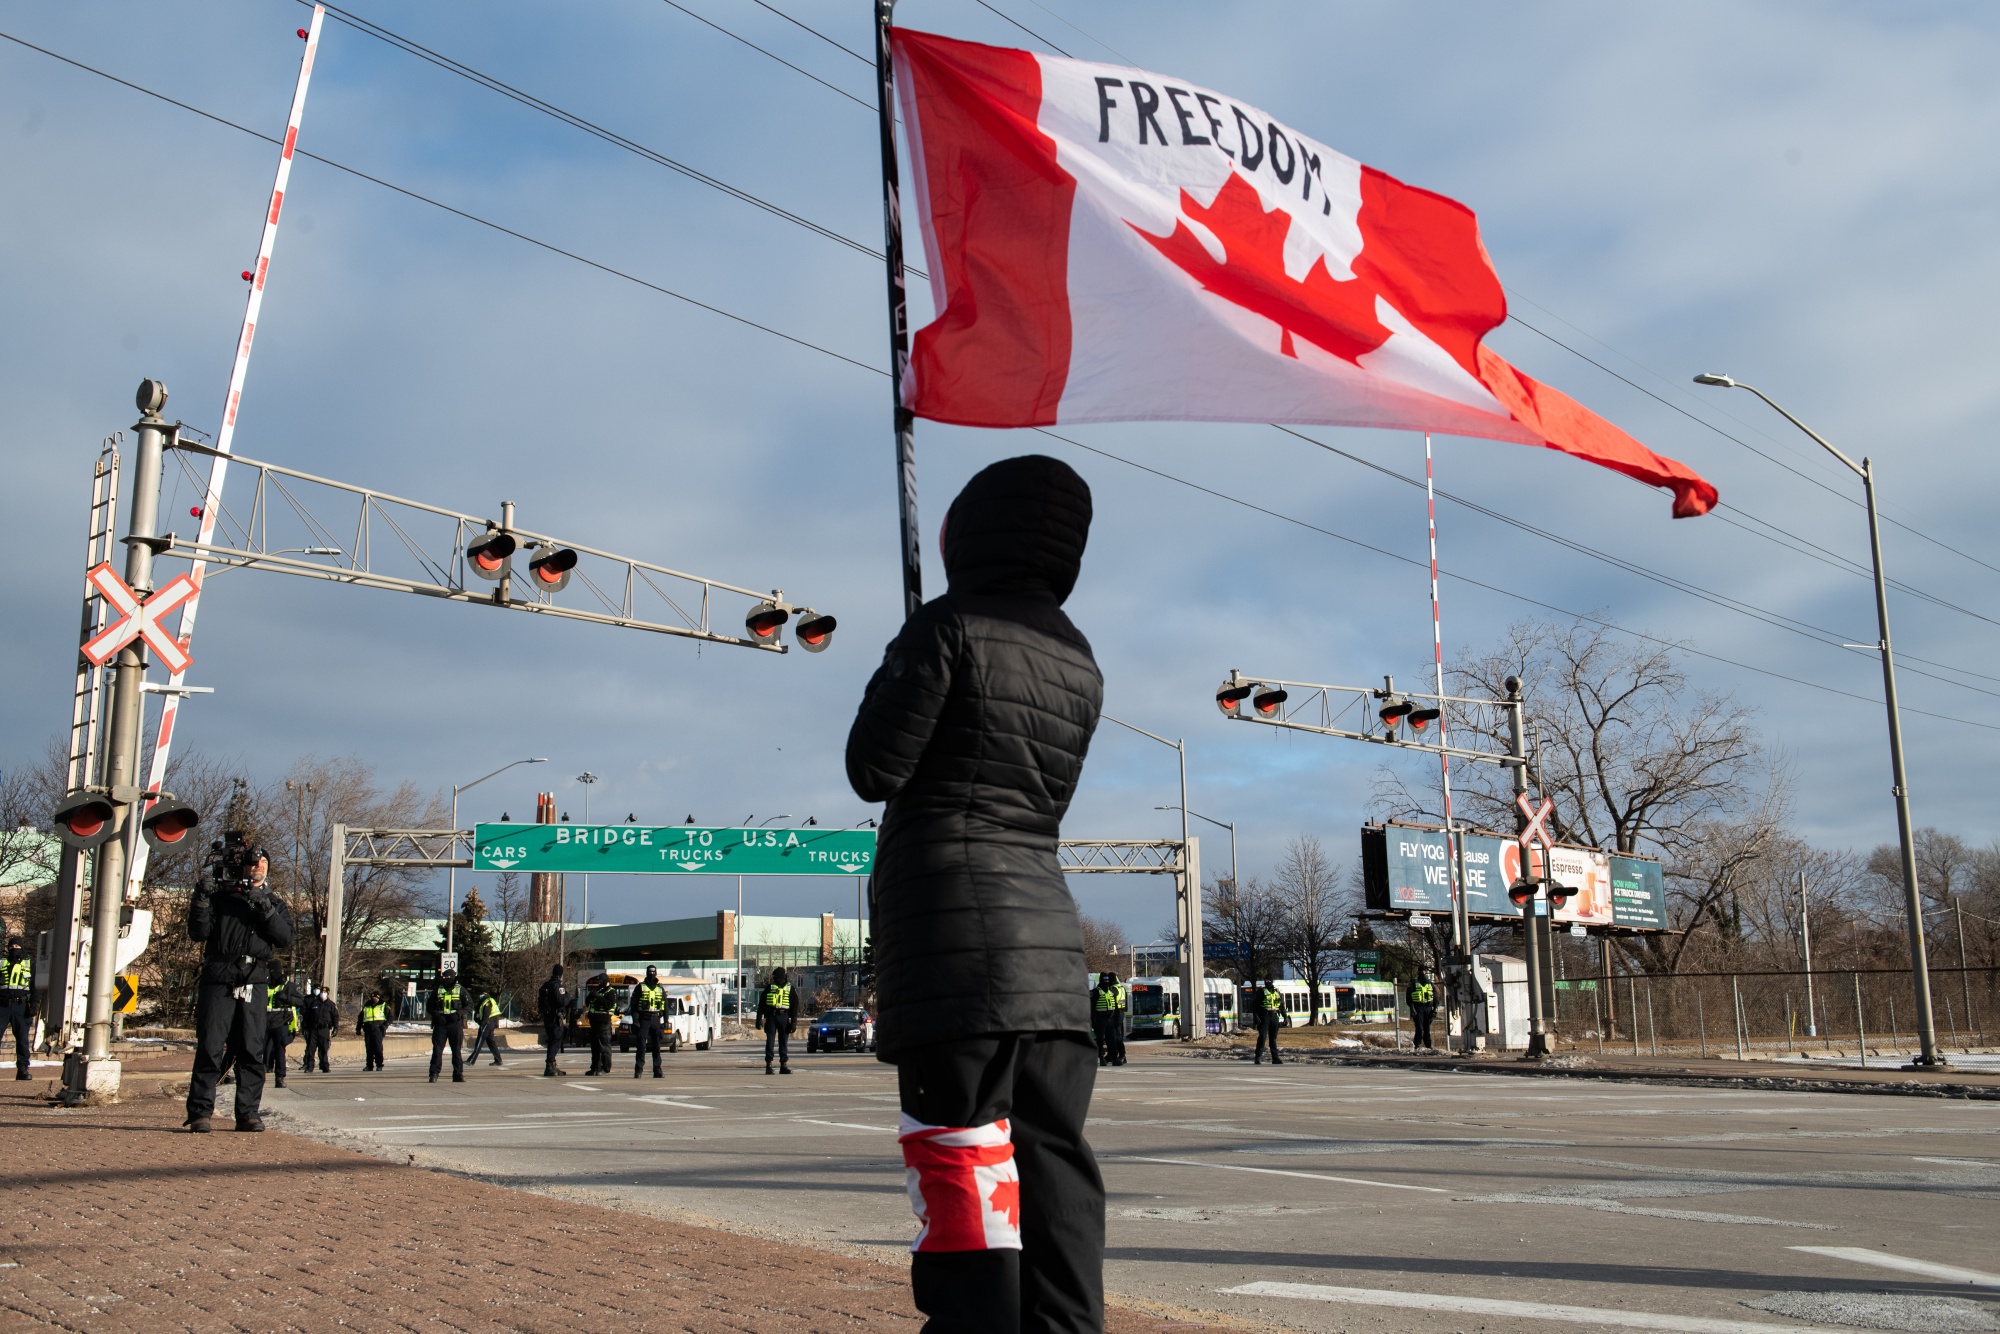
[205,829,267,892]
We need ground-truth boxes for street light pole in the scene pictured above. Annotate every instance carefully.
[1694,374,1943,1067]
[1104,714,1202,1037]
[575,772,598,965]
[1799,870,1817,1038]
[1159,806,1235,892]
[449,757,547,955]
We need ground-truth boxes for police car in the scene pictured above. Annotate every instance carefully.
[805,1007,874,1053]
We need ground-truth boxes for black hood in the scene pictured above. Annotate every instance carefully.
[943,455,1091,605]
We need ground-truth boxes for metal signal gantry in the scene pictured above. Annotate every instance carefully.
[160,436,836,654]
[1214,669,1521,769]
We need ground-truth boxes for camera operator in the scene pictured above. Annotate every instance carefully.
[185,836,293,1133]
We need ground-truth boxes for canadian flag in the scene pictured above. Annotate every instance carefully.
[892,29,1718,518]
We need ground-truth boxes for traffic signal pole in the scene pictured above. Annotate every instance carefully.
[1506,675,1550,1060]
[66,382,171,1101]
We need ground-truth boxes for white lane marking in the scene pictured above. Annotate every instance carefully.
[1223,1282,1842,1332]
[564,1083,603,1092]
[372,1119,644,1134]
[1788,1246,2000,1289]
[1912,1156,1999,1169]
[504,1112,631,1119]
[371,1114,469,1121]
[632,1097,717,1110]
[1120,1156,1446,1193]
[794,1118,893,1133]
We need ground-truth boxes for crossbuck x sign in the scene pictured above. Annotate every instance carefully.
[1515,793,1555,851]
[80,561,198,675]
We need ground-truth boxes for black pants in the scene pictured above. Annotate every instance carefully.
[542,1017,565,1073]
[1254,1012,1283,1063]
[633,1017,663,1076]
[301,1026,331,1072]
[4,999,31,1074]
[1411,1005,1436,1049]
[430,1020,464,1079]
[470,1019,504,1065]
[361,1022,386,1070]
[265,1024,292,1084]
[763,1023,791,1070]
[188,983,268,1122]
[1090,1015,1124,1067]
[588,1015,613,1074]
[896,1032,1103,1334]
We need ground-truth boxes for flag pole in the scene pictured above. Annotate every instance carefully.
[874,0,922,620]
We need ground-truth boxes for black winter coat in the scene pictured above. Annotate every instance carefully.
[847,456,1102,1058]
[187,881,294,986]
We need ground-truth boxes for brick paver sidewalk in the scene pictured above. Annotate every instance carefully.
[0,1079,1182,1333]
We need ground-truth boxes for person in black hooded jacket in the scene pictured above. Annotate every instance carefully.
[185,846,293,1133]
[847,455,1106,1334]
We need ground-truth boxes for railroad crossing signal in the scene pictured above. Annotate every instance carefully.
[526,545,578,593]
[80,562,197,674]
[1516,794,1555,851]
[140,797,201,851]
[466,530,516,580]
[52,791,119,851]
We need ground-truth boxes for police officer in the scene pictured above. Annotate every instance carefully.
[185,843,293,1133]
[264,973,304,1088]
[538,964,569,1077]
[468,991,505,1067]
[583,973,618,1076]
[293,987,330,1073]
[428,967,467,1083]
[1091,972,1128,1068]
[757,967,799,1076]
[629,965,668,1079]
[1407,968,1439,1051]
[3,937,33,1081]
[356,990,390,1071]
[1253,977,1286,1066]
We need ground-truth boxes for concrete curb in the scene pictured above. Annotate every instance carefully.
[1162,1045,2000,1100]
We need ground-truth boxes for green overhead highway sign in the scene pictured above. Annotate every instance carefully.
[473,824,874,876]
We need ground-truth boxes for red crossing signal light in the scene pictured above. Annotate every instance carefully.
[527,546,577,594]
[142,798,201,851]
[52,792,118,851]
[1215,679,1253,717]
[1251,686,1287,717]
[794,609,837,653]
[745,600,789,643]
[467,530,516,581]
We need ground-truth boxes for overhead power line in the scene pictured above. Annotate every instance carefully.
[654,0,871,108]
[6,23,1995,732]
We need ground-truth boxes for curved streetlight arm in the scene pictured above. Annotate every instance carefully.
[1694,375,1862,476]
[446,756,546,956]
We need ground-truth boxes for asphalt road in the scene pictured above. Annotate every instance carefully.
[268,1039,2000,1333]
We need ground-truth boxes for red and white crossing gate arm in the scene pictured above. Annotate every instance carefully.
[133,7,324,895]
[1515,793,1555,851]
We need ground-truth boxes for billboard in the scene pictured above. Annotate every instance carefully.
[1363,824,1666,930]
[1608,854,1666,929]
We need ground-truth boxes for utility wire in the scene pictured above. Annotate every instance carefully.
[0,28,879,376]
[308,2,882,264]
[746,0,871,64]
[9,25,1995,731]
[304,5,1999,631]
[654,0,871,108]
[1270,425,2000,703]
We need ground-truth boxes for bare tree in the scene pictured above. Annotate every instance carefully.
[1274,836,1345,1024]
[1078,914,1128,975]
[1378,617,1786,972]
[1204,875,1286,984]
[491,870,559,1013]
[265,756,447,995]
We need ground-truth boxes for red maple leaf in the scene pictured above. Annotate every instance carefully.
[1134,172,1389,365]
[986,1176,1022,1230]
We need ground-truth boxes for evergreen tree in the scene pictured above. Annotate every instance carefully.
[438,888,499,995]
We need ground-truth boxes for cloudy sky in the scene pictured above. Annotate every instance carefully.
[3,1,1995,939]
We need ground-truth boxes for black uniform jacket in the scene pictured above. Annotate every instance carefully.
[846,456,1102,1058]
[188,881,294,986]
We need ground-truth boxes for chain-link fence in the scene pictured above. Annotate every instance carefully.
[1542,967,1996,1059]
